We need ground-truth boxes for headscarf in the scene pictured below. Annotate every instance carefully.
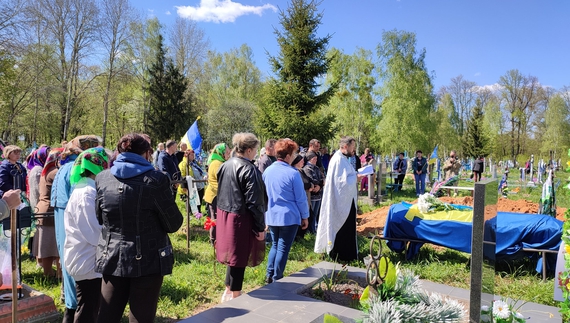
[70,147,109,185]
[207,143,227,166]
[27,146,50,170]
[42,147,64,177]
[291,154,304,166]
[61,135,102,165]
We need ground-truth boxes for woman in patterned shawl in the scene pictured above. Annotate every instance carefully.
[33,147,64,278]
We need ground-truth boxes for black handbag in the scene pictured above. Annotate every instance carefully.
[2,206,33,230]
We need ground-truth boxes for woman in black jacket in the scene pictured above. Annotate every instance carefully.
[95,133,183,323]
[216,132,267,302]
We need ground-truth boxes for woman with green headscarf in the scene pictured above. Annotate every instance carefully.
[63,147,109,322]
[204,143,230,244]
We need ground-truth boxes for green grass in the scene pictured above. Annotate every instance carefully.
[19,185,565,322]
[20,211,324,322]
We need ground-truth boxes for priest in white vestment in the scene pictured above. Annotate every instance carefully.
[314,136,361,262]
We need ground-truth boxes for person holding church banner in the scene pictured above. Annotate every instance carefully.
[315,136,363,262]
[392,153,407,192]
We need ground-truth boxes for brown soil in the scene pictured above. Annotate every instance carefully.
[299,275,367,309]
[357,197,567,236]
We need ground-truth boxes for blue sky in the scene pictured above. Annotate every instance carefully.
[137,0,570,90]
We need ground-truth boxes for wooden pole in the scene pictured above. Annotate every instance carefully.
[10,208,17,323]
[186,195,190,252]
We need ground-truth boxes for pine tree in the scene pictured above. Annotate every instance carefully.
[146,34,192,143]
[255,0,337,146]
[462,100,489,158]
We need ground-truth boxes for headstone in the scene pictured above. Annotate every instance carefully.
[376,164,386,203]
[470,179,497,323]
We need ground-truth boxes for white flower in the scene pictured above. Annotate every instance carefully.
[515,312,525,319]
[493,300,511,319]
[480,305,489,312]
[418,202,430,214]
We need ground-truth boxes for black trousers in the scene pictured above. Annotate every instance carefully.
[208,197,217,242]
[75,278,102,323]
[225,266,246,291]
[394,174,405,189]
[97,274,163,323]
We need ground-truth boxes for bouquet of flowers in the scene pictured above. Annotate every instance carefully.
[417,193,457,214]
[204,217,216,230]
[480,298,526,323]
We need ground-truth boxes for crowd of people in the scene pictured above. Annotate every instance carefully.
[0,132,367,322]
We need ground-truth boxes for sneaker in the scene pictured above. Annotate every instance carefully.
[265,276,273,284]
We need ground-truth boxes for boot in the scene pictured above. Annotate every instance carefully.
[62,308,76,323]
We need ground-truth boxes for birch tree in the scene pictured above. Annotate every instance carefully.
[99,0,134,146]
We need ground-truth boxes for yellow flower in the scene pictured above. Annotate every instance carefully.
[328,241,332,246]
[566,244,570,254]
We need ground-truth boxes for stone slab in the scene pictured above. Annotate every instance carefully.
[0,284,59,323]
[179,261,561,323]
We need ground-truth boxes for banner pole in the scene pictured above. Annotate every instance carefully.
[11,208,18,323]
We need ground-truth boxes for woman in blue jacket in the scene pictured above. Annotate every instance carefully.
[412,150,428,196]
[0,145,26,197]
[263,139,309,284]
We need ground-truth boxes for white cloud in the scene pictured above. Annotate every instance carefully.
[472,83,503,93]
[166,10,171,15]
[176,0,277,23]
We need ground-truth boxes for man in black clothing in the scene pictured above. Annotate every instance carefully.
[256,139,277,174]
[392,153,407,191]
[175,142,187,164]
[157,140,180,182]
[305,139,324,171]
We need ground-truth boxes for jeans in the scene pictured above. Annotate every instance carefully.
[309,200,322,233]
[266,225,299,281]
[414,173,426,196]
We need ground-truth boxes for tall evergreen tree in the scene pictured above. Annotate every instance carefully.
[146,34,191,143]
[255,0,337,146]
[462,100,489,158]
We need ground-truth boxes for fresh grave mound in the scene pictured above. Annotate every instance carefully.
[357,206,390,236]
[438,196,567,221]
[356,197,567,235]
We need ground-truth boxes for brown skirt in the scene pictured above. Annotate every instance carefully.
[215,209,265,268]
[32,222,60,259]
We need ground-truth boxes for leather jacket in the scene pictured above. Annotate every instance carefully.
[95,169,183,277]
[216,156,267,232]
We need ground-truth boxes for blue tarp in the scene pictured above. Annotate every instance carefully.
[384,202,562,273]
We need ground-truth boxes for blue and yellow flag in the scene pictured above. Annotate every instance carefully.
[180,117,203,155]
[428,145,438,165]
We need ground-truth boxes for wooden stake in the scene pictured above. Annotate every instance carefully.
[10,208,17,323]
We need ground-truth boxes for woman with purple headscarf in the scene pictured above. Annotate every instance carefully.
[34,147,63,279]
[27,145,50,210]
